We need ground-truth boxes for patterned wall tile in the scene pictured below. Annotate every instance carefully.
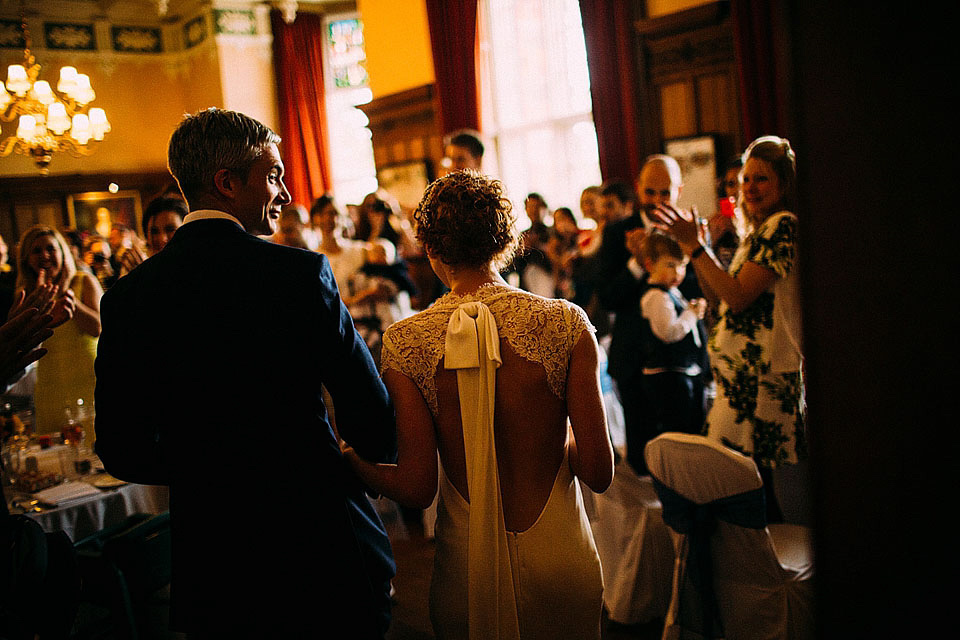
[184,15,207,49]
[111,26,163,53]
[0,20,25,49]
[213,9,256,35]
[44,22,97,51]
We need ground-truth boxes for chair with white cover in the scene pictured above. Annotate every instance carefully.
[644,433,814,640]
[581,457,673,624]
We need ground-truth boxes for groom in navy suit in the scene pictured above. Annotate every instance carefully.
[95,108,397,638]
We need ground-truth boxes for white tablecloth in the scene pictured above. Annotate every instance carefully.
[581,459,674,624]
[21,481,169,542]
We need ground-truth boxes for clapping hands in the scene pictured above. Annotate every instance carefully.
[649,204,705,254]
[8,269,76,329]
[0,294,56,389]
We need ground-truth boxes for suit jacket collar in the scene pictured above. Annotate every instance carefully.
[182,209,245,229]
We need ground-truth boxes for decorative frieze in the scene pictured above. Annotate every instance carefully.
[0,20,24,48]
[111,26,163,53]
[44,22,97,51]
[213,9,256,36]
[184,15,208,49]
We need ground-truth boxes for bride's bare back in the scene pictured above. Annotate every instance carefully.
[379,284,612,531]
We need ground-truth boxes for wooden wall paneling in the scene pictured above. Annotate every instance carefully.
[696,70,737,134]
[359,84,441,184]
[0,171,176,245]
[659,80,697,139]
[634,2,742,158]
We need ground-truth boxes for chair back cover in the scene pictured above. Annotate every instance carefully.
[645,433,814,640]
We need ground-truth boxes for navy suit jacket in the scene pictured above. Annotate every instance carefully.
[94,219,397,636]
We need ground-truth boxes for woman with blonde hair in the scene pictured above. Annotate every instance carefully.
[17,225,103,437]
[344,170,613,639]
[653,136,806,523]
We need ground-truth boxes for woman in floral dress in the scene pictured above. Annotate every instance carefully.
[652,136,805,522]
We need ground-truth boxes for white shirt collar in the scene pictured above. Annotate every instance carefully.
[182,209,245,230]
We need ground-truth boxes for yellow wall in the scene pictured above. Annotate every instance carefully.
[0,49,215,177]
[358,0,435,98]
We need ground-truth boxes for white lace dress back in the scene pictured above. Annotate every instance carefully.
[381,284,604,640]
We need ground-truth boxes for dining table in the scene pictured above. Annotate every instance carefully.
[4,442,169,542]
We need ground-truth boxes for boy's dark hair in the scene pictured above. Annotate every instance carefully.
[443,129,484,159]
[642,231,684,265]
[600,180,634,205]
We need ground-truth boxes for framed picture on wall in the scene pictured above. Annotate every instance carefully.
[376,160,432,212]
[67,190,143,237]
[664,135,719,218]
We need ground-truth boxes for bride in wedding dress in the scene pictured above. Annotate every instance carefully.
[344,170,614,640]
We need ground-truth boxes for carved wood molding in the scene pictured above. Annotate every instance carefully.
[635,1,729,37]
[358,84,437,133]
[637,2,734,79]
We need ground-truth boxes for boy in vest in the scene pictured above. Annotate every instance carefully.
[639,232,709,439]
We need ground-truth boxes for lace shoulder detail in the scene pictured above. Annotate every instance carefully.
[381,284,594,416]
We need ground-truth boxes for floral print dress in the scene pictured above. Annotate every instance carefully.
[705,211,806,468]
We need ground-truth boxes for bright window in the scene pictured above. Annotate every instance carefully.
[323,15,378,206]
[478,0,602,227]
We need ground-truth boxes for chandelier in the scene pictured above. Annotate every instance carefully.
[0,16,110,175]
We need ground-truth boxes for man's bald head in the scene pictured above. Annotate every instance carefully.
[636,154,683,210]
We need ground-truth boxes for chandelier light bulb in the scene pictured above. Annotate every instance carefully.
[74,74,95,104]
[88,107,109,140]
[0,82,10,109]
[17,114,37,141]
[71,113,91,144]
[30,80,56,105]
[6,65,29,96]
[47,102,70,135]
[58,66,78,95]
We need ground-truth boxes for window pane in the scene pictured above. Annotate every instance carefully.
[481,0,601,222]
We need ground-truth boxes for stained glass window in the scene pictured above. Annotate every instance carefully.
[323,15,377,207]
[327,19,369,89]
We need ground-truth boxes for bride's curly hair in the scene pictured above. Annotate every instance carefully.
[413,170,519,270]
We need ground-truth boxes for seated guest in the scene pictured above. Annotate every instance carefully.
[17,226,99,436]
[106,224,147,279]
[546,207,581,299]
[0,233,15,321]
[347,239,416,365]
[142,196,187,255]
[355,192,418,259]
[312,194,369,292]
[82,234,116,290]
[442,128,484,173]
[273,204,311,250]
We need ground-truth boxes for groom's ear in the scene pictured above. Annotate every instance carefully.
[213,168,240,201]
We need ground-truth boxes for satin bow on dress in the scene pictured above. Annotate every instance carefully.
[444,301,521,640]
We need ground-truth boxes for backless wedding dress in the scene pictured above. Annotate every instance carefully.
[381,284,604,640]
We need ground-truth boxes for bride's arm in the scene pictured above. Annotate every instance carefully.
[342,368,438,509]
[566,331,614,493]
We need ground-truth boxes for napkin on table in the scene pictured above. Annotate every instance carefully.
[33,480,102,506]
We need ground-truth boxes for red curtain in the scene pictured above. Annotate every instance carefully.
[732,0,791,142]
[579,0,641,184]
[424,0,480,135]
[271,10,332,207]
